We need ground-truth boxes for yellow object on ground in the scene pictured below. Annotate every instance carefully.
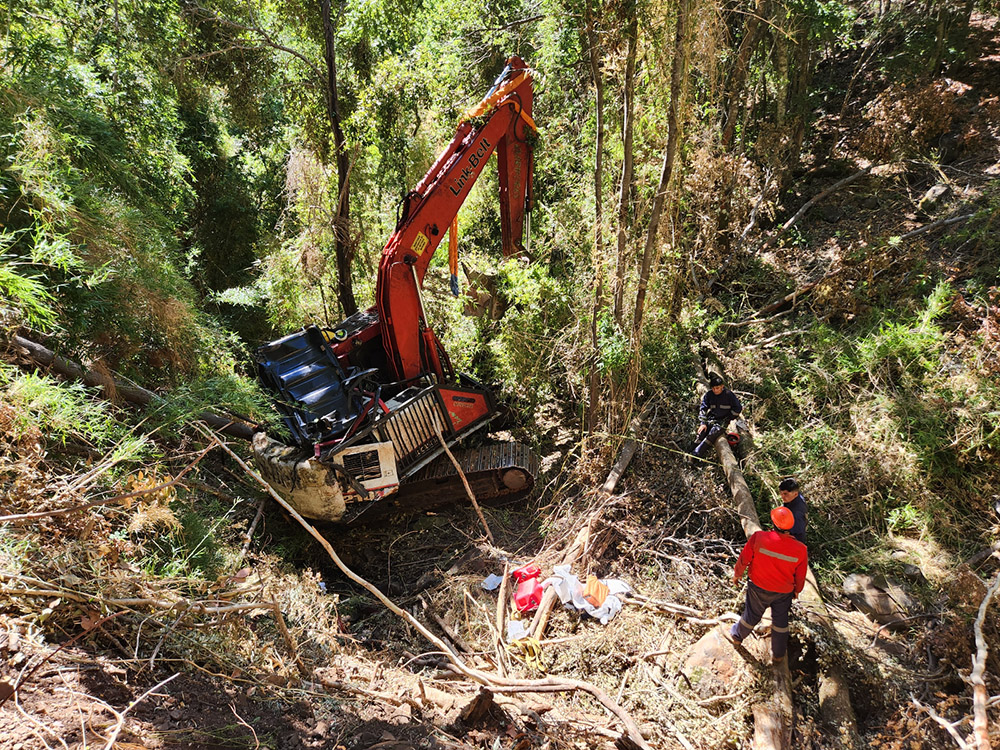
[506,636,545,672]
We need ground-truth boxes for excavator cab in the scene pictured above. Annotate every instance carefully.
[256,325,375,445]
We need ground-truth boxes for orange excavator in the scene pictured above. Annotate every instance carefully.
[252,57,538,524]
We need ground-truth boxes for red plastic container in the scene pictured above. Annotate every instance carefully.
[511,563,541,583]
[510,563,543,612]
[514,577,543,613]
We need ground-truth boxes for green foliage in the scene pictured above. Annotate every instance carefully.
[137,503,228,580]
[0,526,35,575]
[786,0,857,43]
[482,259,573,422]
[0,253,57,329]
[742,275,998,561]
[149,373,278,438]
[640,312,698,395]
[597,311,630,378]
[850,281,950,389]
[0,366,134,449]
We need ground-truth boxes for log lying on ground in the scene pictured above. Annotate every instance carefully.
[735,266,842,324]
[528,513,598,640]
[714,435,791,750]
[764,165,874,248]
[715,436,860,749]
[9,333,255,441]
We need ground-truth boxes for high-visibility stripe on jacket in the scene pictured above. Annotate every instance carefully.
[734,530,808,595]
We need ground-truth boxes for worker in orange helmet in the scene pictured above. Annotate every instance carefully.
[730,506,808,662]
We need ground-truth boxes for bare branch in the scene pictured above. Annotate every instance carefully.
[184,3,324,83]
[971,567,1000,749]
[101,673,180,749]
[911,695,971,749]
[898,212,974,241]
[435,424,493,543]
[766,165,876,246]
[0,437,219,523]
[196,422,652,750]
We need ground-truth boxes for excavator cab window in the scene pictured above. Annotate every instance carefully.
[256,325,370,445]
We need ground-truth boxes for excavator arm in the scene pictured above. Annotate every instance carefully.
[376,57,536,382]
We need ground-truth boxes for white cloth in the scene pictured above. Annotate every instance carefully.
[540,564,631,625]
[506,619,530,642]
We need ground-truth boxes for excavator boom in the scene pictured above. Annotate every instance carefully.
[377,57,535,381]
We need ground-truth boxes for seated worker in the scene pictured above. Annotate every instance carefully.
[693,373,743,457]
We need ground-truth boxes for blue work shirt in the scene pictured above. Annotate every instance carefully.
[782,492,807,544]
[698,387,743,426]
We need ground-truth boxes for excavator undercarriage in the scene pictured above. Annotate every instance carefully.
[254,431,537,525]
[252,323,537,524]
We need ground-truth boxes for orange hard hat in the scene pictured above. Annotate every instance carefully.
[770,506,794,530]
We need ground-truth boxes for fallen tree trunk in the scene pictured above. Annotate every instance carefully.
[741,266,842,323]
[716,436,860,749]
[715,437,790,749]
[9,333,256,441]
[898,212,973,241]
[765,165,874,248]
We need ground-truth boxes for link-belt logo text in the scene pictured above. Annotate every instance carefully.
[448,137,492,196]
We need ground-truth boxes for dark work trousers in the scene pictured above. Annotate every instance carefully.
[730,581,794,658]
[694,422,726,456]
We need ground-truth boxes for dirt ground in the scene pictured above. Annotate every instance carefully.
[3,434,993,750]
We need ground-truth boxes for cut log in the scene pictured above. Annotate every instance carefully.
[752,702,789,750]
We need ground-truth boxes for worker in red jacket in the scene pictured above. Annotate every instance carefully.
[730,506,808,662]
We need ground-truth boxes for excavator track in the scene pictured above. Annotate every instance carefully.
[341,442,538,526]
